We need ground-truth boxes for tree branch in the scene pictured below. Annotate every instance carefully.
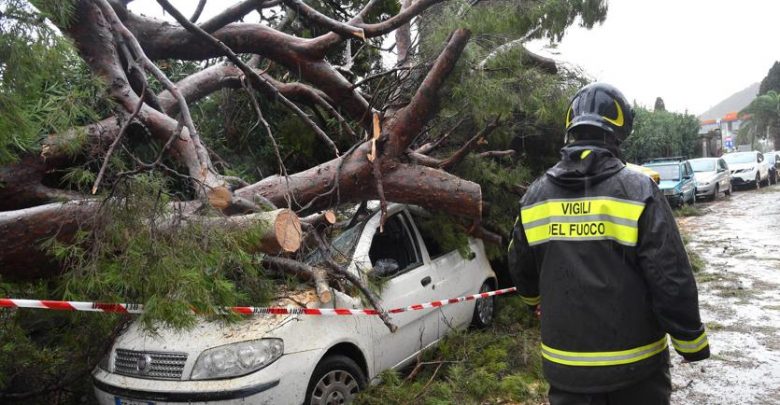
[309,231,397,332]
[121,13,372,129]
[385,29,472,156]
[414,118,465,154]
[199,0,265,33]
[476,150,515,159]
[155,0,340,157]
[66,0,223,196]
[439,116,501,170]
[91,84,146,195]
[281,0,365,40]
[310,0,444,51]
[190,0,208,23]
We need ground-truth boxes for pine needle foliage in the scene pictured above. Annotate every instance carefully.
[49,174,275,331]
[0,0,106,165]
[0,279,122,403]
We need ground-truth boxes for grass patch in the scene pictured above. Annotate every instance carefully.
[355,296,547,404]
[713,287,756,300]
[696,272,731,283]
[688,249,706,273]
[706,321,726,331]
[674,205,705,217]
[681,234,707,273]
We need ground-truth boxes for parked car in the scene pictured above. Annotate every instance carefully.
[723,151,770,189]
[689,157,732,200]
[92,203,497,405]
[643,158,697,207]
[626,162,660,184]
[763,151,780,185]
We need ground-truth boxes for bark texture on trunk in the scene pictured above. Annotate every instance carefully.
[0,201,99,280]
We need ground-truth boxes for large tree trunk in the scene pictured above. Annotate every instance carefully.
[0,203,302,280]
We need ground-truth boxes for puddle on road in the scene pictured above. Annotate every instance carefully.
[672,185,780,404]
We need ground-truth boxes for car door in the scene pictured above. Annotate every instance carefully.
[681,162,695,200]
[408,211,481,336]
[757,153,768,180]
[717,158,730,190]
[356,210,440,372]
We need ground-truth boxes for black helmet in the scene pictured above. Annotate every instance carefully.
[565,83,634,143]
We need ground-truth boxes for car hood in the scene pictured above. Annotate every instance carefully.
[694,172,716,183]
[111,289,360,355]
[729,162,757,171]
[658,180,680,190]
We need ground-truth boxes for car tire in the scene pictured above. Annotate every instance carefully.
[725,183,732,196]
[471,280,496,329]
[712,184,719,201]
[306,355,366,405]
[756,173,761,189]
[689,192,696,206]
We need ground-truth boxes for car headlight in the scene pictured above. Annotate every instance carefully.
[191,338,283,380]
[98,350,111,372]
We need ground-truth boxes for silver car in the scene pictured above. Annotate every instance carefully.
[690,157,732,200]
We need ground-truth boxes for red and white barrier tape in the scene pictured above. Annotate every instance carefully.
[0,287,517,316]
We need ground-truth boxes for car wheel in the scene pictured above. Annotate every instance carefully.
[689,192,696,206]
[756,173,761,189]
[725,183,732,196]
[471,280,496,328]
[306,355,366,405]
[712,184,719,201]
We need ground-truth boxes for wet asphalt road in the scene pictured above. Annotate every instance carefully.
[672,183,780,404]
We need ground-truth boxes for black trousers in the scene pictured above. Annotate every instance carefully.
[548,367,672,405]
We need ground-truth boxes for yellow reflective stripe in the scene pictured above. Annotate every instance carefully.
[671,331,709,353]
[524,220,639,246]
[520,295,540,306]
[580,150,592,160]
[521,198,645,225]
[541,336,668,367]
[507,238,514,252]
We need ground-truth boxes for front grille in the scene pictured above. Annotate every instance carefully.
[114,348,188,380]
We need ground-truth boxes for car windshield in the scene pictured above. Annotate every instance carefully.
[303,222,365,267]
[689,159,716,172]
[647,164,680,181]
[723,153,756,164]
[766,154,777,165]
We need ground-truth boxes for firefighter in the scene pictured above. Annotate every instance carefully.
[508,83,709,404]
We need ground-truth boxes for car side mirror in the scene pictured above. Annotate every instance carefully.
[373,258,399,277]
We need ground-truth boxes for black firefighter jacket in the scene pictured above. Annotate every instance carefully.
[508,143,710,393]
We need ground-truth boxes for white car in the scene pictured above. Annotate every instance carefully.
[690,157,732,200]
[723,151,770,188]
[93,204,497,405]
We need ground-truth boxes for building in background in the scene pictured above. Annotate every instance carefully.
[698,83,760,156]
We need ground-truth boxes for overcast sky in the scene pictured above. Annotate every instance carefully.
[528,0,780,115]
[130,0,780,116]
